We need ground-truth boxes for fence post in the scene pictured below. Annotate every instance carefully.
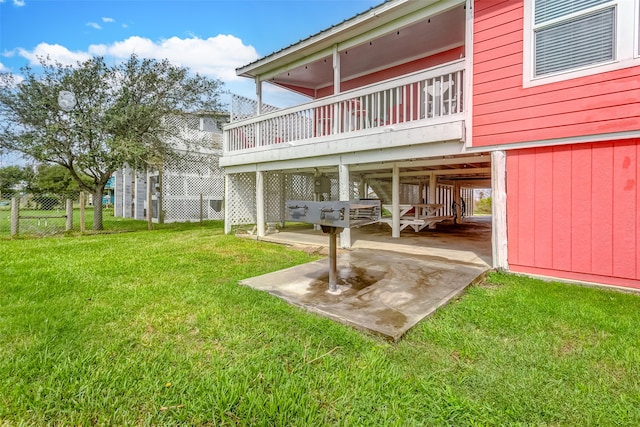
[147,176,153,231]
[79,192,86,233]
[10,197,19,237]
[200,193,204,225]
[158,169,164,224]
[66,199,73,231]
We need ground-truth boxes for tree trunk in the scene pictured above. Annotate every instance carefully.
[93,188,104,231]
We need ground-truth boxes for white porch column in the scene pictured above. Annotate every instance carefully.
[134,171,146,220]
[392,163,400,238]
[339,162,351,248]
[122,165,133,218]
[491,150,508,269]
[358,179,367,199]
[256,170,265,237]
[333,45,341,135]
[224,175,232,235]
[453,180,461,224]
[255,77,263,147]
[113,169,123,217]
[428,172,438,229]
[279,173,286,228]
[428,172,437,204]
[255,77,262,114]
[332,44,340,94]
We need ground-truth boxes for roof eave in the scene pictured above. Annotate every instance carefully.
[236,0,438,79]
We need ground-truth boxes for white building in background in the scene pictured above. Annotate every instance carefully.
[113,113,225,223]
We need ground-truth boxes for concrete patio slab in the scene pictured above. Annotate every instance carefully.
[240,247,490,341]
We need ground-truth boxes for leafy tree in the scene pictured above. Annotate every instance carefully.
[0,55,224,230]
[27,163,86,198]
[0,165,31,196]
[475,196,492,215]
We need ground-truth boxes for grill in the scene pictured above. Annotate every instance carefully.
[285,200,381,293]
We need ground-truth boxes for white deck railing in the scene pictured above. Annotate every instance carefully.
[224,59,465,154]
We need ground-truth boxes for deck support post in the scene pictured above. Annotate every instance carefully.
[339,162,351,248]
[279,173,286,228]
[392,163,400,238]
[454,180,462,223]
[428,172,437,204]
[256,170,265,237]
[428,172,437,229]
[224,175,232,235]
[491,150,508,269]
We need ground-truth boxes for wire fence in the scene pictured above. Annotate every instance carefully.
[0,191,220,238]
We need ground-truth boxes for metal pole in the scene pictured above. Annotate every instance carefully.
[328,230,338,293]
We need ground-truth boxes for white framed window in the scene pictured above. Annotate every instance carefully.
[523,0,640,87]
[637,1,640,55]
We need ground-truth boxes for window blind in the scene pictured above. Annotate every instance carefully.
[534,0,612,24]
[534,7,615,76]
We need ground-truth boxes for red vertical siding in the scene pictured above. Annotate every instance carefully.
[507,140,640,290]
[570,146,592,273]
[551,146,572,271]
[591,143,614,277]
[517,149,536,265]
[613,143,637,279]
[473,1,640,147]
[506,153,520,265]
[637,145,640,282]
[534,148,553,269]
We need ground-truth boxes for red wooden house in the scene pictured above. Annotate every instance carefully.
[221,0,640,291]
[475,0,640,289]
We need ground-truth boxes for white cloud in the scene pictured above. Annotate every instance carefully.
[87,22,102,30]
[18,43,92,67]
[14,0,25,6]
[11,34,260,95]
[88,35,259,81]
[102,17,115,23]
[0,66,24,86]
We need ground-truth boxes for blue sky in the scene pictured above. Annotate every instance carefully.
[0,0,382,106]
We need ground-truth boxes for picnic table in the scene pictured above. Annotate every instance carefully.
[381,203,451,232]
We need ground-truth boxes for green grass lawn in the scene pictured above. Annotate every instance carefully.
[1,221,639,425]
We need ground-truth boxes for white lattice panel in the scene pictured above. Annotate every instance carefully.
[161,152,224,222]
[113,113,224,223]
[231,94,279,122]
[163,114,222,151]
[226,173,256,225]
[285,173,314,202]
[264,172,285,223]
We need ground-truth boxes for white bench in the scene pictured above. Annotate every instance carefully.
[379,217,425,232]
[379,215,452,232]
